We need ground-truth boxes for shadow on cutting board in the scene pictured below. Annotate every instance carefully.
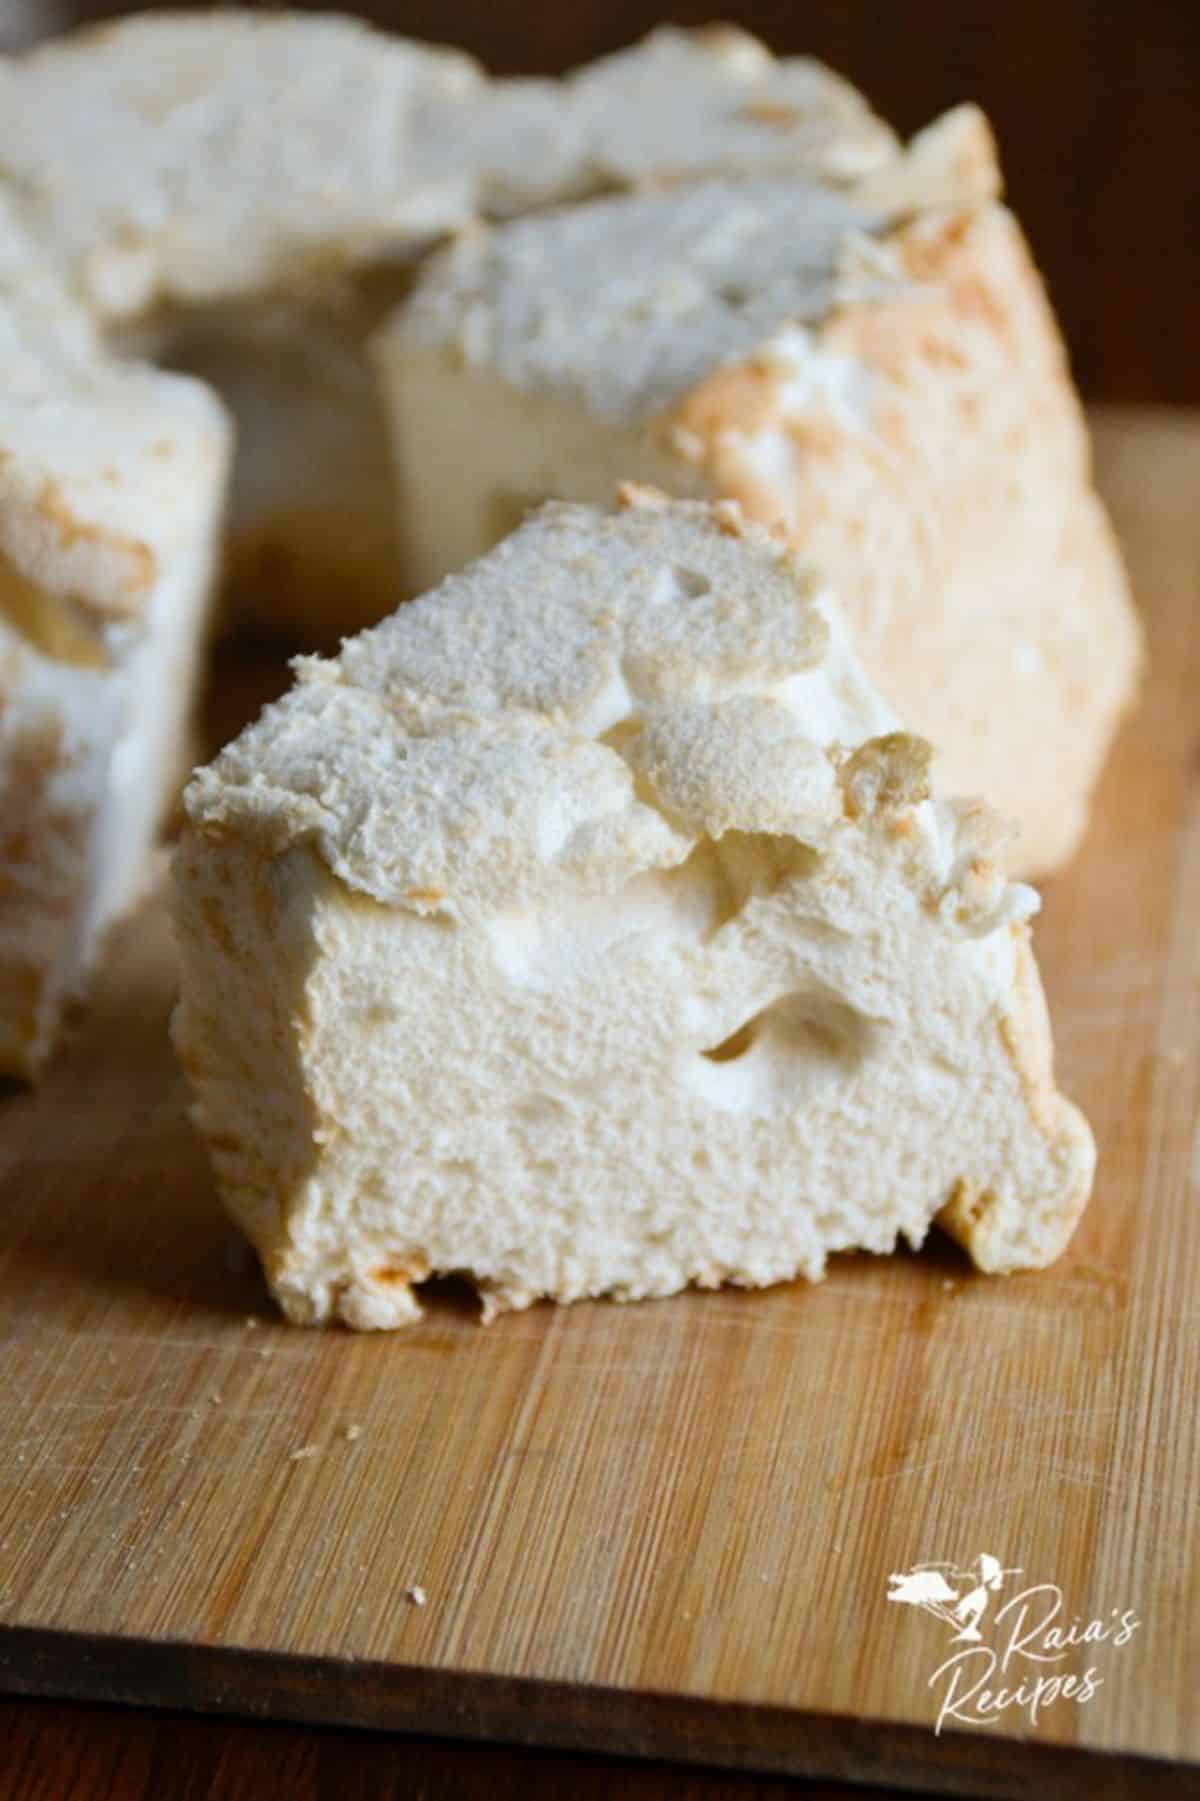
[0,877,525,1338]
[0,886,270,1328]
[0,643,301,1329]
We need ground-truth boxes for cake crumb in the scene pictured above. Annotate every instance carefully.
[288,1444,320,1463]
[343,1423,364,1442]
[244,1315,260,1329]
[405,1584,427,1607]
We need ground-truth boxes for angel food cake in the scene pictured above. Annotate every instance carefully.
[0,200,229,1078]
[0,15,1137,874]
[173,491,1094,1329]
[379,122,1140,878]
[0,11,479,638]
[0,17,897,635]
[0,12,1139,1084]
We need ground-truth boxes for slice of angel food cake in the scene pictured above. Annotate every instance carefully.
[172,490,1094,1330]
[0,196,229,1080]
[377,111,1139,880]
[0,17,897,639]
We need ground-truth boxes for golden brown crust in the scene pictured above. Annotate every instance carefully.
[0,703,90,1078]
[664,203,1139,877]
[997,928,1062,1140]
[839,732,933,819]
[32,478,154,613]
[849,104,1002,219]
[0,477,157,641]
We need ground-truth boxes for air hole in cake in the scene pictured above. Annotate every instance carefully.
[668,564,712,600]
[716,280,751,307]
[596,712,664,814]
[648,563,714,608]
[702,1018,756,1063]
[695,985,877,1102]
[487,839,742,986]
[713,831,823,910]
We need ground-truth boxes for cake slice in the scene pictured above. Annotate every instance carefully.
[0,201,230,1078]
[378,125,1139,878]
[173,490,1093,1329]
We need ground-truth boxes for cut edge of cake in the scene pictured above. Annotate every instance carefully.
[172,489,1095,1328]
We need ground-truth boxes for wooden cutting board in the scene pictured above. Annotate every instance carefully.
[0,410,1195,1797]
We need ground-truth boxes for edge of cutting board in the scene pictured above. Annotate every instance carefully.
[0,1625,1193,1799]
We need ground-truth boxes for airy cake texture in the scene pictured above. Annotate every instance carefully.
[404,24,898,218]
[0,18,903,635]
[0,13,479,318]
[0,11,480,635]
[0,199,229,1078]
[173,491,1094,1329]
[1,19,893,317]
[379,123,1140,877]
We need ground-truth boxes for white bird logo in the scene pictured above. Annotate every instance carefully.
[887,1554,1021,1642]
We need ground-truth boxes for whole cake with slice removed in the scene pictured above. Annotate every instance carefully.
[0,17,898,638]
[173,488,1094,1330]
[0,10,480,640]
[377,113,1140,879]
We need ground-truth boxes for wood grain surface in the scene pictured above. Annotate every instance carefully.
[9,1,1198,407]
[0,411,1196,1797]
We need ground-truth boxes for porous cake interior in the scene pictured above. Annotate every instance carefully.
[174,495,1092,1326]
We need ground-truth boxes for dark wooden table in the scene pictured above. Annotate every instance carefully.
[2,1698,947,1800]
